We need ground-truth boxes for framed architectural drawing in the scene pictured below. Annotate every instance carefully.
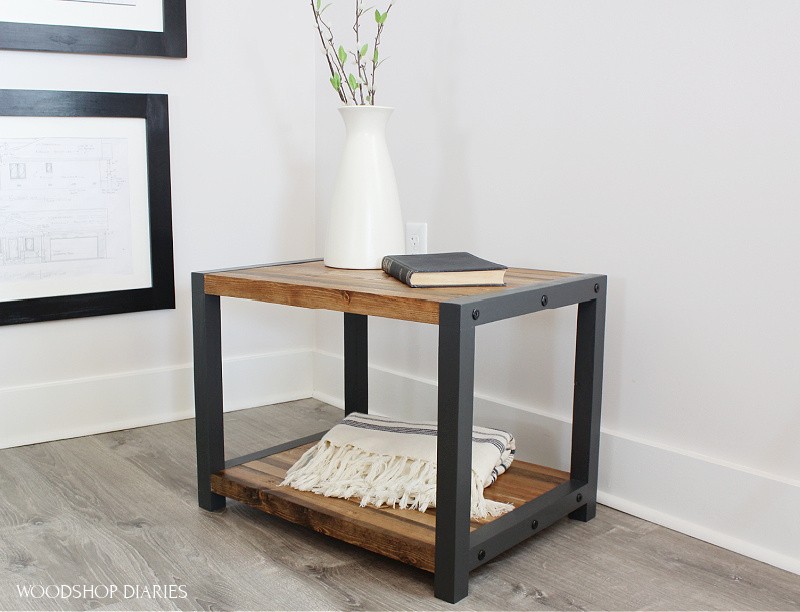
[0,0,186,57]
[0,89,175,326]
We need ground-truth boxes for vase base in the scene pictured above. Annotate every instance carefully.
[323,258,384,271]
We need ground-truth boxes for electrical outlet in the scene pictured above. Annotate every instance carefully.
[405,222,428,254]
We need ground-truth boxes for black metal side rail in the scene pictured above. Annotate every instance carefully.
[468,479,588,570]
[446,273,605,324]
[223,431,327,469]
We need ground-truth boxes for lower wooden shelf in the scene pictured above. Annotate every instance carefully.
[211,442,569,573]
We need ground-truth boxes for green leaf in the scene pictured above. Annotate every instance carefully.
[373,47,379,63]
[348,73,358,90]
[359,43,368,58]
[374,9,382,23]
[379,11,388,23]
[330,74,341,90]
[337,45,347,64]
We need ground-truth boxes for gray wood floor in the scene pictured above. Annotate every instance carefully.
[1,399,798,611]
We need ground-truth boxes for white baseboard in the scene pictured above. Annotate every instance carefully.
[0,349,313,449]
[312,350,800,576]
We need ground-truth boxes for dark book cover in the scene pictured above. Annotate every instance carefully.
[382,252,507,288]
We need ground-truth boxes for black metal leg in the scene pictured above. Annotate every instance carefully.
[344,313,368,416]
[569,287,606,521]
[192,273,226,511]
[434,303,474,603]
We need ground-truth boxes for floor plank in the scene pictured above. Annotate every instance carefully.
[1,399,798,611]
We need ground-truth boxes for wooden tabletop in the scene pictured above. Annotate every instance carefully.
[203,260,580,325]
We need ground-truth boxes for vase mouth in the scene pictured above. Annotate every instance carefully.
[338,105,394,111]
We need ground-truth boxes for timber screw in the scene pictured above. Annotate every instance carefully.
[531,520,539,530]
[541,295,548,307]
[472,309,480,320]
[478,549,486,561]
[594,283,600,293]
[577,493,583,503]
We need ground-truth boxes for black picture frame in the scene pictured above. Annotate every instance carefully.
[0,89,175,326]
[0,0,186,58]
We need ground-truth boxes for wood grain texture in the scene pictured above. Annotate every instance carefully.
[1,400,798,611]
[211,443,568,573]
[204,261,581,324]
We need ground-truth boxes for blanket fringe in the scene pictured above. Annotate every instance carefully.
[281,441,513,519]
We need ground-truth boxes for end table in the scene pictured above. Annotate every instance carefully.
[192,259,605,603]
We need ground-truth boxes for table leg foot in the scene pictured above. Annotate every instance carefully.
[569,500,596,522]
[199,493,226,512]
[434,571,469,604]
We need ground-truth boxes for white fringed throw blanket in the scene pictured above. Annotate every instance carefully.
[281,412,516,519]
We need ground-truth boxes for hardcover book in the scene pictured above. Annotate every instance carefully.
[381,252,507,288]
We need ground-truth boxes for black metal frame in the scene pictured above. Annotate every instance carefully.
[0,89,175,326]
[192,262,606,604]
[432,275,606,601]
[0,0,187,57]
[192,259,320,511]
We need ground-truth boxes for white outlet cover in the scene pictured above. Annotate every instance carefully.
[405,222,428,254]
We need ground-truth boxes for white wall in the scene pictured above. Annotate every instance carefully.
[314,1,800,574]
[0,1,317,448]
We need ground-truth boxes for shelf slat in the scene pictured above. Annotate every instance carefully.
[211,442,568,572]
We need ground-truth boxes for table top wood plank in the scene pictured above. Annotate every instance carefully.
[204,261,581,324]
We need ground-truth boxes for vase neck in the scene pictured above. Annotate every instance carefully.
[338,106,393,135]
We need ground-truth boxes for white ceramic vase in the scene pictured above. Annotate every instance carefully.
[324,105,405,269]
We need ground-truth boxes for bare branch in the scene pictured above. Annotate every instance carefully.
[311,0,394,106]
[312,0,358,104]
[353,1,366,104]
[369,3,393,105]
[311,0,347,103]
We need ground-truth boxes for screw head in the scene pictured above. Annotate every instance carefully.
[472,309,480,320]
[541,295,549,307]
[577,493,583,503]
[531,519,539,530]
[594,283,600,293]
[478,549,486,561]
